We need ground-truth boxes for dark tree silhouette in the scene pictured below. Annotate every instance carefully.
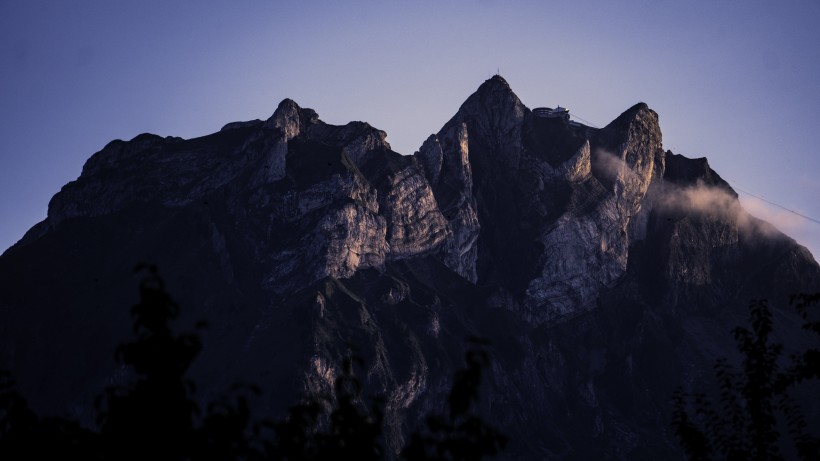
[401,338,508,461]
[271,355,385,460]
[0,265,507,460]
[0,265,263,460]
[0,370,99,459]
[270,342,507,461]
[95,264,204,459]
[672,294,820,461]
[315,356,385,460]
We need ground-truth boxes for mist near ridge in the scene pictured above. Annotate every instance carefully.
[593,149,792,242]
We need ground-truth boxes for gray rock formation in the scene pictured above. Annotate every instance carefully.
[2,76,818,460]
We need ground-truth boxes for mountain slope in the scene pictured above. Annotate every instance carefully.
[1,76,818,459]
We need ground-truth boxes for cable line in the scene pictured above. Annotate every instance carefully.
[728,181,820,226]
[661,145,820,227]
[568,117,816,225]
[569,113,600,128]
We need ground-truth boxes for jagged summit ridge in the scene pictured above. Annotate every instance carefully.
[2,76,819,461]
[17,77,814,323]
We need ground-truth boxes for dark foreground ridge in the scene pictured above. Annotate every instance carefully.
[1,76,818,459]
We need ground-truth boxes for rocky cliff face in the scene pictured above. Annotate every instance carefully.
[415,79,664,324]
[2,76,818,459]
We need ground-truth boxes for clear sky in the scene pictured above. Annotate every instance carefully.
[2,0,819,260]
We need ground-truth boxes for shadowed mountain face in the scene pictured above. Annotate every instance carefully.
[1,76,818,459]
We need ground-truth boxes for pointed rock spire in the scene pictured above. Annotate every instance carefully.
[254,99,318,185]
[264,98,318,140]
[451,75,526,124]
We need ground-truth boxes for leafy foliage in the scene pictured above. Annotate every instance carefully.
[0,370,99,458]
[672,295,820,461]
[96,264,206,459]
[401,339,508,461]
[0,265,506,460]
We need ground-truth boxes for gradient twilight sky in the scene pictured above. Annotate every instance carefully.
[1,1,819,259]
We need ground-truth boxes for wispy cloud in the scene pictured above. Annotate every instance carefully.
[593,149,640,183]
[593,149,818,260]
[739,196,807,236]
[653,181,784,240]
[739,195,818,261]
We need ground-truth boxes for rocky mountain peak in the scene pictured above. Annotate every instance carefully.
[608,102,650,124]
[598,102,661,155]
[448,75,526,136]
[476,74,512,92]
[263,98,319,140]
[663,151,734,193]
[3,77,819,460]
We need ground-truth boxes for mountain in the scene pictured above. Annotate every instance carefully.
[1,76,818,459]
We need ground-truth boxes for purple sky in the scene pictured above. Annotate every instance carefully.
[2,1,819,260]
